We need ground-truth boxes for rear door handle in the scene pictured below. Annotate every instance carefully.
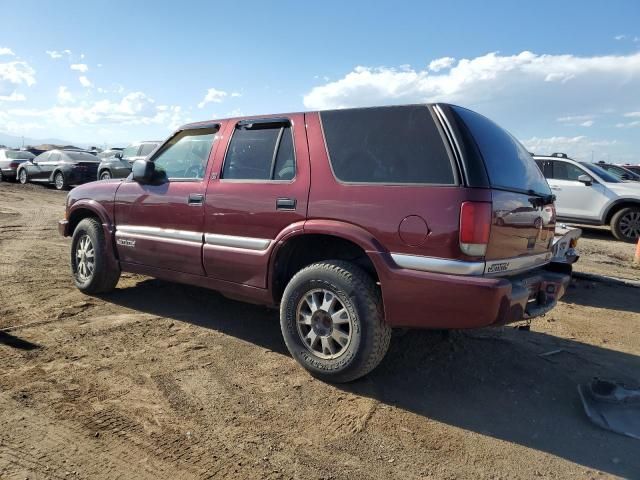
[188,193,204,205]
[276,197,296,210]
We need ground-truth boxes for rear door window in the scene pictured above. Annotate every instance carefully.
[222,121,295,181]
[321,105,455,184]
[452,106,551,196]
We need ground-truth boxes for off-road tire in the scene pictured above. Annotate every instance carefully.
[610,207,640,243]
[71,217,120,294]
[280,260,391,383]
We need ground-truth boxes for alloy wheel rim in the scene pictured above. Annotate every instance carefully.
[19,170,26,183]
[296,288,353,360]
[55,174,63,189]
[619,211,640,240]
[101,172,111,180]
[75,234,95,281]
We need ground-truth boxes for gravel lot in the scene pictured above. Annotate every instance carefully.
[1,182,639,479]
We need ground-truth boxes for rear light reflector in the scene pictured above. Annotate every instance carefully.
[459,201,492,257]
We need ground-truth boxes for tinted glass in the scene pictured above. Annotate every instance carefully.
[535,160,553,178]
[273,126,295,180]
[49,153,60,163]
[122,145,139,158]
[139,143,157,156]
[605,164,640,180]
[66,152,99,161]
[6,151,35,160]
[453,106,551,196]
[34,152,49,162]
[223,124,292,180]
[321,106,454,184]
[153,128,217,180]
[579,162,621,183]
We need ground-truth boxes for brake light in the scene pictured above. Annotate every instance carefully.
[459,201,492,257]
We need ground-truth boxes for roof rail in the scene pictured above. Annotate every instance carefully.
[550,152,568,159]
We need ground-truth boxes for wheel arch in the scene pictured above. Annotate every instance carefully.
[269,220,385,304]
[67,200,120,267]
[603,198,640,224]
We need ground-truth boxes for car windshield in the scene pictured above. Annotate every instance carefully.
[605,164,640,180]
[65,152,99,161]
[6,150,35,160]
[580,162,621,183]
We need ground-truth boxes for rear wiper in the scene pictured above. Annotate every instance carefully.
[527,190,556,207]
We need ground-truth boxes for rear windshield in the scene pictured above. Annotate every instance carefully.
[6,150,34,160]
[65,152,99,162]
[452,106,551,196]
[321,105,455,184]
[580,162,621,183]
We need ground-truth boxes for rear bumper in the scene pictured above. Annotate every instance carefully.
[370,253,570,329]
[1,168,17,178]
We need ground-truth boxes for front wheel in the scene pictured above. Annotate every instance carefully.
[611,207,640,242]
[100,170,112,180]
[18,169,28,184]
[71,218,121,294]
[280,260,391,383]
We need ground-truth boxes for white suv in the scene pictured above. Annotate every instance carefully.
[534,153,640,242]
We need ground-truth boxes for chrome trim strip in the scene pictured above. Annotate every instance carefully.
[115,231,201,247]
[117,225,202,243]
[484,252,552,276]
[204,233,271,251]
[391,251,553,277]
[390,253,485,276]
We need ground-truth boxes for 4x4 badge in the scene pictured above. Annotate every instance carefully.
[117,238,136,247]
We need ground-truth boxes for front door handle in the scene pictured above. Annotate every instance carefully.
[188,193,204,205]
[276,197,296,210]
[550,187,562,191]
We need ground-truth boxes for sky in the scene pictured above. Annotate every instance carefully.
[1,0,639,162]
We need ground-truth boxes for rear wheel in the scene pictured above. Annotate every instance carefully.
[18,168,28,184]
[54,172,67,190]
[71,218,121,293]
[280,260,391,383]
[611,207,640,243]
[100,170,112,180]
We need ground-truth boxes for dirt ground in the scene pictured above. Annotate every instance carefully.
[1,182,639,480]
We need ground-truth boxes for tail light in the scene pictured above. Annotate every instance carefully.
[459,201,492,257]
[9,161,20,168]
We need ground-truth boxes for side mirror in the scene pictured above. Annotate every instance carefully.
[114,152,123,159]
[620,174,631,180]
[132,159,157,184]
[578,174,593,186]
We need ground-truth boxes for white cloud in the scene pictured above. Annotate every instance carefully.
[303,51,640,112]
[78,76,92,88]
[46,49,72,59]
[557,114,594,123]
[0,92,26,102]
[70,63,89,73]
[580,120,594,127]
[0,60,36,88]
[0,47,15,57]
[624,111,640,118]
[616,121,640,128]
[198,87,228,108]
[428,56,455,72]
[231,92,242,97]
[523,135,617,160]
[614,34,626,40]
[57,86,73,103]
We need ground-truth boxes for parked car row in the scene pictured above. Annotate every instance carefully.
[0,141,160,189]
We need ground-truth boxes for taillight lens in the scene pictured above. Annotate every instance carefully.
[459,201,492,257]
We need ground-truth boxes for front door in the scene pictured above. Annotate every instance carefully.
[203,114,310,287]
[114,124,222,275]
[547,160,609,220]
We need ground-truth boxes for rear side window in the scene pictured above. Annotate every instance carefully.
[321,106,455,184]
[122,145,139,158]
[452,106,551,196]
[222,122,295,181]
[6,151,35,160]
[551,161,585,181]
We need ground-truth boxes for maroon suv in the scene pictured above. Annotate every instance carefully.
[59,104,570,382]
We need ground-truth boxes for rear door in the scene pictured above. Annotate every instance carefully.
[114,125,221,275]
[202,114,309,287]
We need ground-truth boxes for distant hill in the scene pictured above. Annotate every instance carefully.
[0,131,91,149]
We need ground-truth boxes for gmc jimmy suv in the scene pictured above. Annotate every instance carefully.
[59,104,570,382]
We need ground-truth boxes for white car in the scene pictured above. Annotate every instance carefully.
[534,153,640,242]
